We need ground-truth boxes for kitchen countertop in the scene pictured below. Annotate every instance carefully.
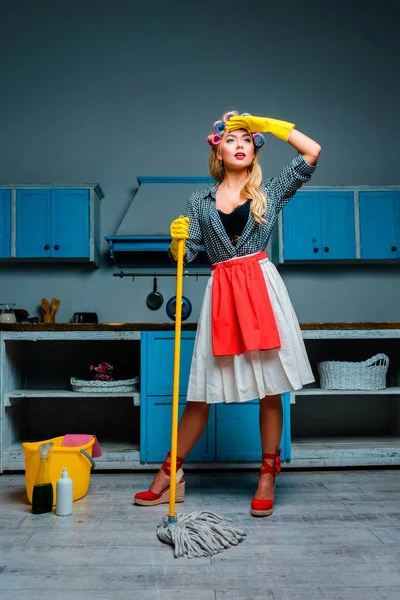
[0,322,400,331]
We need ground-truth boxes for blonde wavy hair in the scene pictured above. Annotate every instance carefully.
[209,125,267,224]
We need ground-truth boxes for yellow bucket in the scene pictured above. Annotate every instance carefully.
[22,435,96,505]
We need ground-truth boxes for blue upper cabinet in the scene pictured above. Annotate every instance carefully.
[51,189,89,258]
[282,191,356,261]
[320,191,356,259]
[16,189,52,258]
[282,191,321,260]
[0,190,11,258]
[3,184,103,266]
[359,191,399,259]
[397,194,400,259]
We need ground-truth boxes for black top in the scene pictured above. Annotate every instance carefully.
[217,200,251,246]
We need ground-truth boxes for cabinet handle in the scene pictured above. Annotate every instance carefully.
[44,244,50,251]
[324,247,329,253]
[313,247,319,253]
[391,246,397,252]
[54,245,60,251]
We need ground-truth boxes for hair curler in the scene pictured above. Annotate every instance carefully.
[223,111,239,122]
[207,133,222,146]
[252,132,265,147]
[213,120,226,135]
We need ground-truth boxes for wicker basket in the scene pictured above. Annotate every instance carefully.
[317,353,389,391]
[70,376,139,394]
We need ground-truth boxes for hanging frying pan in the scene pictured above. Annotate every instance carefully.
[166,295,192,321]
[146,276,164,310]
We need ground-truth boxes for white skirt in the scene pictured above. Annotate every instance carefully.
[187,254,315,404]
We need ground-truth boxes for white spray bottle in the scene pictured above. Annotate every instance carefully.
[56,467,73,516]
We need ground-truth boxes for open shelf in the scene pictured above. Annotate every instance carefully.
[291,435,400,467]
[3,393,140,471]
[5,389,140,406]
[293,386,400,396]
[3,339,140,389]
[1,338,141,471]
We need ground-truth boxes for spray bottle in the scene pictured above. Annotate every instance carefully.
[56,468,73,516]
[32,442,54,514]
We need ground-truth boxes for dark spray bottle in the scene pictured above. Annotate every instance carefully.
[32,442,54,514]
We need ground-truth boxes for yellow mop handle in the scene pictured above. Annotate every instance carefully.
[168,238,184,518]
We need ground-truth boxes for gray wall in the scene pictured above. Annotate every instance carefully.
[0,0,399,323]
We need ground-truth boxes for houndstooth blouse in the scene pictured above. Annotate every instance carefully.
[169,153,317,266]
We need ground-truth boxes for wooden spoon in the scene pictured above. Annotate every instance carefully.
[41,298,50,317]
[49,298,60,320]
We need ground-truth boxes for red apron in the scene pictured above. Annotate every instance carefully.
[211,251,281,357]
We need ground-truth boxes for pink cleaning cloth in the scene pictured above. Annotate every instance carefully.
[62,434,102,457]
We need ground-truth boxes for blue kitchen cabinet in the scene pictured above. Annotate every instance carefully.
[283,191,320,260]
[320,192,356,259]
[215,394,291,461]
[359,191,400,259]
[141,331,291,463]
[16,189,89,259]
[0,190,11,258]
[16,189,52,258]
[145,331,197,395]
[145,397,216,463]
[141,331,216,462]
[282,191,356,260]
[51,189,90,258]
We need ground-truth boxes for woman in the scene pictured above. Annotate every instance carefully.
[134,111,321,516]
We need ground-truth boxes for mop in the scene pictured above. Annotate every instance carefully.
[157,238,247,558]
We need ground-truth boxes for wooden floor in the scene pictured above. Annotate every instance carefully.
[0,468,400,599]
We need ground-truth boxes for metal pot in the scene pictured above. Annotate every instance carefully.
[166,295,192,321]
[72,312,98,323]
[146,276,164,310]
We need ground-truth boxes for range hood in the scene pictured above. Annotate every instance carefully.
[105,177,214,267]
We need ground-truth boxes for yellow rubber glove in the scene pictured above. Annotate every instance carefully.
[169,215,189,261]
[225,115,295,142]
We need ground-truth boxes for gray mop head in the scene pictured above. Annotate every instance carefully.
[157,510,247,558]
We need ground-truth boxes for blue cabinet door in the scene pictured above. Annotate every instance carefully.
[146,331,196,395]
[51,189,89,258]
[359,191,399,259]
[16,189,52,257]
[320,191,356,259]
[283,192,321,260]
[397,194,400,259]
[145,397,216,462]
[0,190,11,258]
[215,393,290,461]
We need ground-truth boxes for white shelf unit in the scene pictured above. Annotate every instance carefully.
[1,326,400,472]
[0,331,141,471]
[289,329,400,467]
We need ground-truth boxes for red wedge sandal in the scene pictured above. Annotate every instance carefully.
[133,452,185,506]
[250,449,281,517]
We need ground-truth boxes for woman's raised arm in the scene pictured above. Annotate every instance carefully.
[287,129,321,165]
